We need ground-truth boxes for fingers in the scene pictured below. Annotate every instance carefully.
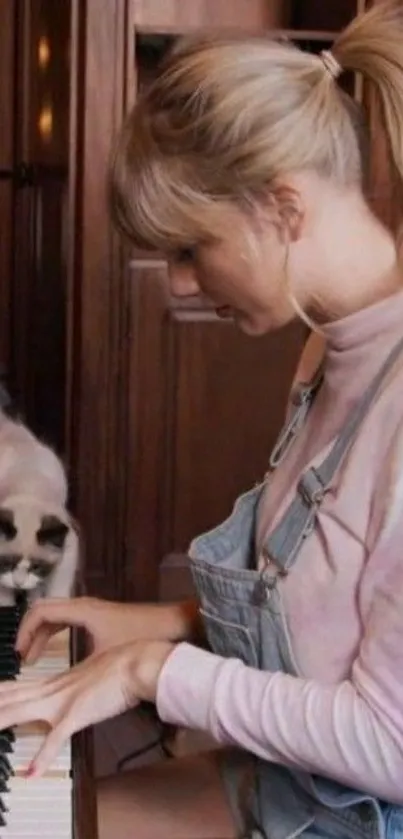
[29,715,72,778]
[0,676,74,777]
[0,688,47,730]
[23,625,53,664]
[16,597,91,662]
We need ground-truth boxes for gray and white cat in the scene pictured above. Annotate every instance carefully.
[0,409,79,606]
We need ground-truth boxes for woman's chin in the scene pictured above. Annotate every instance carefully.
[215,306,276,336]
[235,314,272,337]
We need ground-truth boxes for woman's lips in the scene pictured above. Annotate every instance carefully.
[215,305,234,319]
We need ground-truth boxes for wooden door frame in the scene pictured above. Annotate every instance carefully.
[66,0,134,599]
[66,0,402,601]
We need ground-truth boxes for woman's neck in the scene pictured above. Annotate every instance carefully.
[300,179,403,325]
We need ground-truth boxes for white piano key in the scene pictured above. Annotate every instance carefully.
[0,629,73,838]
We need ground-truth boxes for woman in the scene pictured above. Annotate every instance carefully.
[3,3,403,837]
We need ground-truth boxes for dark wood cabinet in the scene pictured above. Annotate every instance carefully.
[130,0,283,30]
[67,0,403,603]
[0,0,401,822]
[70,0,399,603]
[0,1,15,380]
[1,0,402,607]
[68,0,309,602]
[122,264,305,600]
[0,0,71,451]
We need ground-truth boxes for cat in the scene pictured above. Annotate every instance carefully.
[0,408,79,606]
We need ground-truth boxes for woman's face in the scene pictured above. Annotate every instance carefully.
[167,206,298,336]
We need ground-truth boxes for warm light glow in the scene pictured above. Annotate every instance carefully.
[38,105,53,140]
[38,36,51,69]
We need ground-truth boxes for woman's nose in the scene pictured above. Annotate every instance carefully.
[168,265,201,298]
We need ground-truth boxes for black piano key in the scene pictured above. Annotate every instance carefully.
[0,606,20,617]
[0,739,12,754]
[0,602,26,831]
[0,619,21,633]
[0,755,12,776]
[0,742,13,761]
[0,650,20,664]
[0,652,19,664]
[0,735,12,751]
[0,663,20,679]
[0,620,21,633]
[0,729,15,745]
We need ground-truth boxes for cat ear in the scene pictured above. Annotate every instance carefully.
[0,509,17,541]
[36,515,69,549]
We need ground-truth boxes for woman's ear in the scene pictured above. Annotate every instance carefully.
[274,185,305,244]
[254,183,304,245]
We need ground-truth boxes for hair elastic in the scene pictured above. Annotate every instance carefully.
[320,49,342,80]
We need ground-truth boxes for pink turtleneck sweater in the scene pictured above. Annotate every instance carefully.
[156,291,403,803]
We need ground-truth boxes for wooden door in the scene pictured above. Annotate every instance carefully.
[125,263,305,600]
[0,1,17,386]
[71,0,403,603]
[8,0,71,453]
[69,0,306,603]
[130,0,284,30]
[365,0,403,237]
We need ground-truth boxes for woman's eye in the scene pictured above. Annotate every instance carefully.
[175,247,196,263]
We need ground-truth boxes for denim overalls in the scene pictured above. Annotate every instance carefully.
[188,335,403,839]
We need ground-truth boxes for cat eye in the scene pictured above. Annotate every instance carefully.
[0,509,17,542]
[36,517,69,549]
[0,555,20,574]
[30,559,53,578]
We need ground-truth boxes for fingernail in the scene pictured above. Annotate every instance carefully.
[24,763,36,778]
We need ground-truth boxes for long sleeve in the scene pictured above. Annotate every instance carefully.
[156,571,403,803]
[155,302,403,804]
[156,459,403,803]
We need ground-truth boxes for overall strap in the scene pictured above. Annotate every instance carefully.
[269,363,324,468]
[263,332,403,577]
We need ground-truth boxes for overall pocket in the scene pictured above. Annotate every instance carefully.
[200,608,259,667]
[384,806,403,838]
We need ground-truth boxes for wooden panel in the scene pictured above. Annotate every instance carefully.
[72,628,98,839]
[69,0,403,610]
[67,0,132,598]
[124,263,171,601]
[10,0,70,451]
[367,95,403,234]
[290,0,358,30]
[0,0,16,376]
[69,0,297,603]
[365,0,403,236]
[166,311,304,552]
[124,262,306,601]
[132,0,283,30]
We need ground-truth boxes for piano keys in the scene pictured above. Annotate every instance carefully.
[0,601,98,839]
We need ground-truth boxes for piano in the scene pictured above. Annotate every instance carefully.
[0,598,97,839]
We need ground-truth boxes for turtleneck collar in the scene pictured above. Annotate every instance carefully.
[317,289,403,404]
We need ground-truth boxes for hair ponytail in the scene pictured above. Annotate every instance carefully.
[109,1,403,252]
[334,2,403,183]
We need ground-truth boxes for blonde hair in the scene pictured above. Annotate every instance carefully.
[109,1,403,252]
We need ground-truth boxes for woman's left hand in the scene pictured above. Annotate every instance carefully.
[0,639,174,777]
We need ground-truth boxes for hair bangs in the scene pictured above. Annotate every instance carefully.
[108,112,220,253]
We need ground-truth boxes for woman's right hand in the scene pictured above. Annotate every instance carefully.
[15,596,179,664]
